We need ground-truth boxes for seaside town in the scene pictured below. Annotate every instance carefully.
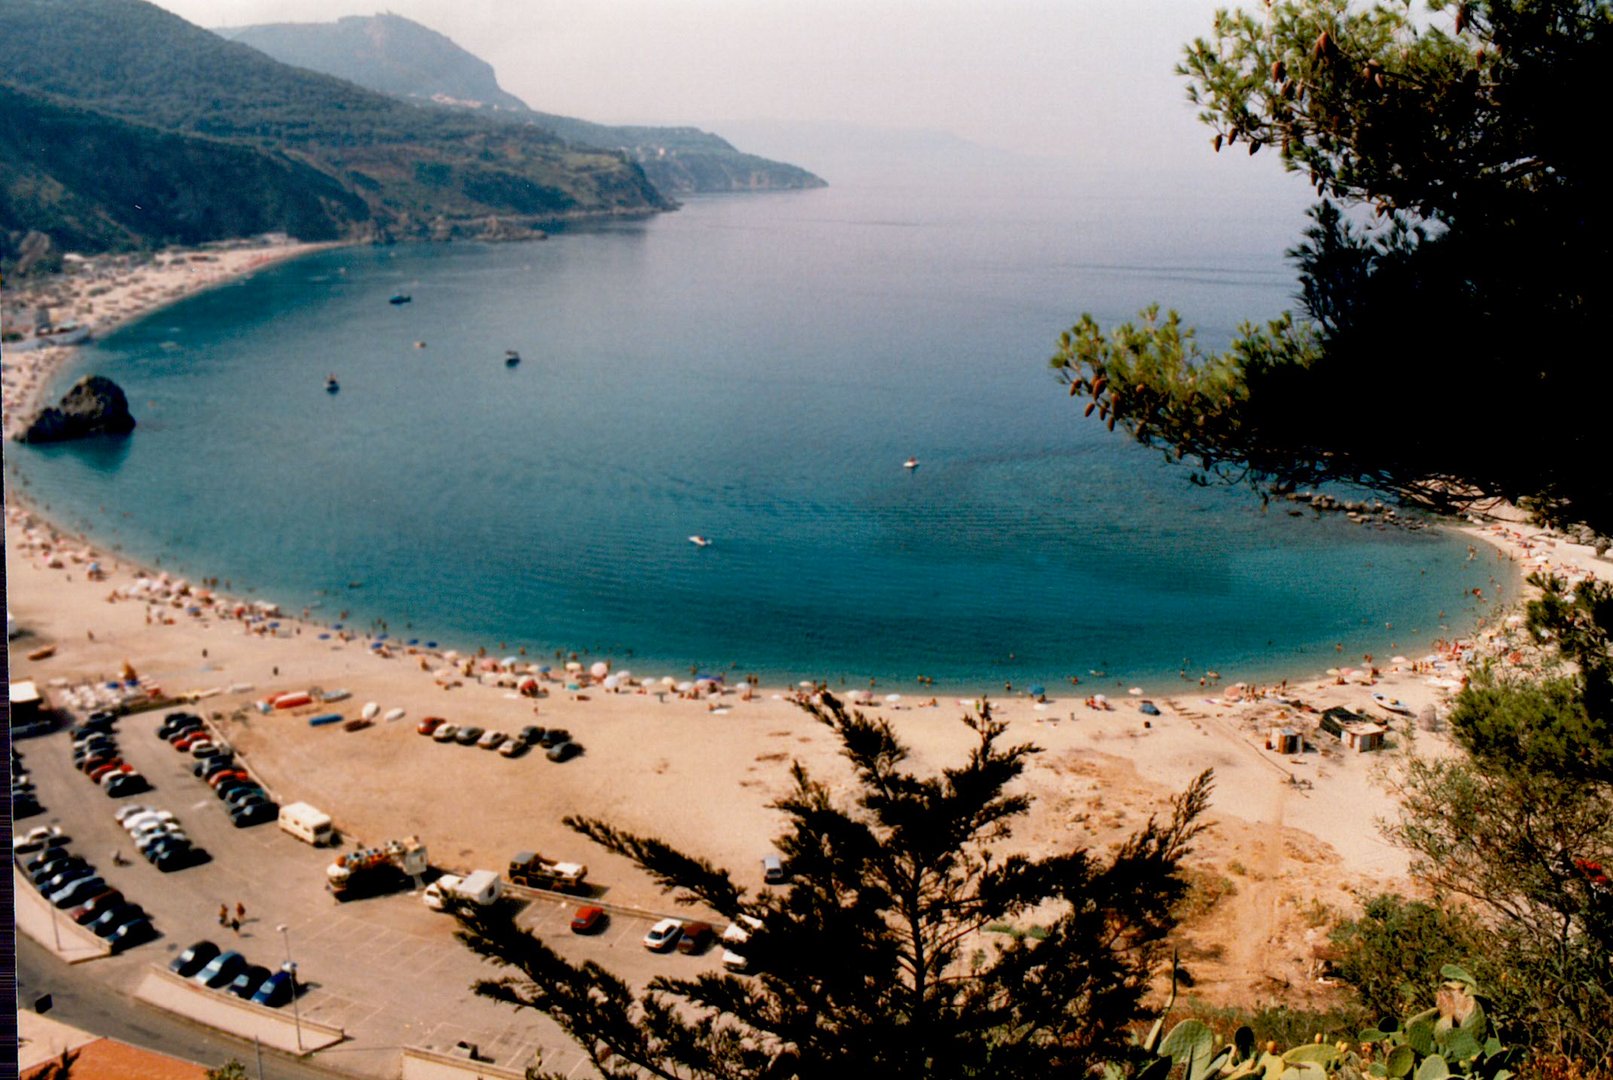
[7,2,1613,1079]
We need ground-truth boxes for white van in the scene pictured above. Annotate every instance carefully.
[424,870,503,910]
[277,802,334,847]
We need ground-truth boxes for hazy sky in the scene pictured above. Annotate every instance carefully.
[148,0,1258,171]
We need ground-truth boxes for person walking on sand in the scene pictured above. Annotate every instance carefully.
[235,901,246,924]
[218,904,229,927]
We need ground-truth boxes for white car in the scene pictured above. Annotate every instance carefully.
[721,914,762,971]
[477,730,507,751]
[122,810,175,835]
[13,826,67,854]
[114,803,156,824]
[642,918,683,952]
[423,874,464,911]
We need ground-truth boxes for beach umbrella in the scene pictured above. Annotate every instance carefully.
[677,681,694,693]
[1391,655,1410,664]
[617,670,633,683]
[885,693,902,702]
[590,661,609,679]
[661,676,677,687]
[799,680,815,689]
[501,656,520,669]
[1093,693,1107,703]
[566,661,583,673]
[1127,687,1142,696]
[1029,685,1047,697]
[603,675,621,690]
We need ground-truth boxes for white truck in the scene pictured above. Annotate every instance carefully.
[278,802,334,847]
[424,869,504,910]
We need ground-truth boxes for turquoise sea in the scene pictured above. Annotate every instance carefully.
[9,160,1507,692]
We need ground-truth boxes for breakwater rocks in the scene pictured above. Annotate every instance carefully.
[19,375,135,442]
[1283,490,1419,527]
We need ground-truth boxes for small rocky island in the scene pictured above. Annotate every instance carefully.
[19,375,136,442]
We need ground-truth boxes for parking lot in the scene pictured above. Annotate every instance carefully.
[17,706,730,1077]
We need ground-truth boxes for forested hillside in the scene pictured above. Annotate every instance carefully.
[0,0,670,267]
[219,12,827,195]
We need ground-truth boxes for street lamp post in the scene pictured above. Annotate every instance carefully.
[276,923,304,1052]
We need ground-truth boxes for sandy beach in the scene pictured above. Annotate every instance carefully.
[7,242,1610,1005]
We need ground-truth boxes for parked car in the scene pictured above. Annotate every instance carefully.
[105,773,150,798]
[156,845,210,872]
[676,921,715,955]
[230,801,278,828]
[546,740,580,763]
[195,756,237,779]
[228,964,273,1000]
[52,876,110,909]
[170,940,221,978]
[518,725,544,746]
[173,731,211,751]
[88,902,145,937]
[539,728,570,749]
[208,769,252,790]
[31,856,86,886]
[41,865,96,893]
[570,905,608,934]
[114,803,157,824]
[70,890,125,924]
[109,917,157,952]
[251,970,295,1008]
[642,918,683,952]
[123,809,176,833]
[196,951,248,989]
[497,738,529,758]
[92,763,136,784]
[214,778,260,802]
[219,784,266,808]
[477,730,507,751]
[762,855,789,884]
[454,726,485,745]
[417,716,446,736]
[431,723,459,743]
[13,825,68,854]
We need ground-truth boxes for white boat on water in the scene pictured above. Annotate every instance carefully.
[903,457,919,469]
[689,536,713,547]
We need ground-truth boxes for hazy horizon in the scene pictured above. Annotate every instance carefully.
[147,0,1293,183]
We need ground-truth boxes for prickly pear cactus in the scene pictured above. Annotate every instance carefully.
[1113,965,1520,1080]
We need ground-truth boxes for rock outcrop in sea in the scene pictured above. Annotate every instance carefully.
[19,375,136,442]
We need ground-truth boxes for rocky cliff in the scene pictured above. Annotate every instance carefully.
[20,375,137,442]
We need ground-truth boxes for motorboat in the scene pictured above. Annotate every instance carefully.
[903,457,919,469]
[388,293,411,305]
[325,375,339,394]
[689,536,713,548]
[505,350,521,367]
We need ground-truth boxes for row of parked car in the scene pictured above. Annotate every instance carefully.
[640,915,761,971]
[113,803,211,872]
[416,718,580,761]
[170,940,295,1007]
[158,712,279,828]
[72,710,151,798]
[20,838,157,951]
[14,745,44,820]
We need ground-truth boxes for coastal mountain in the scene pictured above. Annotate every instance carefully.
[0,0,671,267]
[217,13,826,196]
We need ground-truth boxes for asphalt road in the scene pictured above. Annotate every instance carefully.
[18,934,347,1080]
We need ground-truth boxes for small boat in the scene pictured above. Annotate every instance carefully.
[505,349,521,367]
[689,535,713,547]
[325,375,340,393]
[388,294,411,305]
[361,702,380,720]
[413,341,427,349]
[1373,693,1415,716]
[383,707,406,723]
[308,712,343,727]
[342,717,373,732]
[903,457,919,470]
[1138,700,1161,716]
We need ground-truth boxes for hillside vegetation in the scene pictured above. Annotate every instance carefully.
[0,0,670,267]
[219,12,827,195]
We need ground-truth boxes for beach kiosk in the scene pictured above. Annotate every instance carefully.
[1318,707,1387,753]
[9,680,55,737]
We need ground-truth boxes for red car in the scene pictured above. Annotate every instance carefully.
[417,716,447,736]
[676,921,715,955]
[570,905,608,934]
[70,889,124,924]
[173,731,210,751]
[88,760,128,782]
[208,769,251,789]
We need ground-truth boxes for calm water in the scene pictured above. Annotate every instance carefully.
[11,162,1505,691]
